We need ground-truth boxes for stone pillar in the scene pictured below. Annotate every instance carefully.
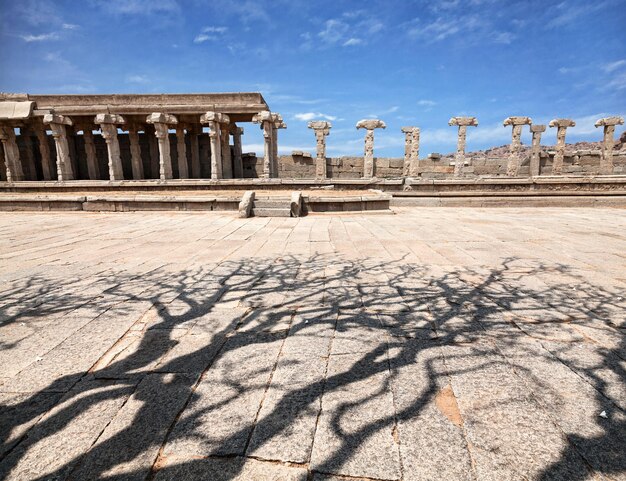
[409,128,420,177]
[43,113,74,181]
[230,124,244,178]
[503,116,532,177]
[0,124,24,182]
[95,113,126,181]
[145,125,159,179]
[146,113,178,180]
[549,118,575,175]
[356,119,386,178]
[128,125,144,180]
[189,125,201,178]
[271,114,286,178]
[308,120,332,179]
[220,123,232,179]
[529,124,546,177]
[200,112,229,180]
[595,116,624,175]
[34,121,54,180]
[82,128,100,180]
[448,117,478,176]
[252,111,273,179]
[20,127,38,180]
[176,125,189,179]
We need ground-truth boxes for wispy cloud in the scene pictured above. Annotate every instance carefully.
[294,112,337,121]
[343,38,363,46]
[367,106,399,117]
[62,23,79,30]
[97,0,180,15]
[194,25,228,43]
[312,11,384,48]
[20,32,60,42]
[608,72,626,90]
[417,100,437,107]
[545,1,611,29]
[603,59,626,73]
[126,74,150,84]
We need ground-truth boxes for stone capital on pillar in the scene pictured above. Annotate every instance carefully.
[448,116,478,176]
[308,120,332,179]
[146,112,178,180]
[43,113,74,181]
[0,123,25,182]
[549,118,575,175]
[529,124,546,177]
[356,119,386,178]
[503,116,532,177]
[95,113,126,181]
[595,116,624,175]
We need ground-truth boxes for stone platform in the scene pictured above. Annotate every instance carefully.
[0,208,624,480]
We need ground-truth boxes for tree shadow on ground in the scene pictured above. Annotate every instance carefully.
[0,254,624,480]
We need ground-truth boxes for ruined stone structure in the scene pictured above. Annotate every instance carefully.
[549,118,576,175]
[503,116,532,177]
[448,117,478,176]
[595,116,624,175]
[0,93,272,182]
[0,93,624,183]
[356,119,386,178]
[308,120,332,179]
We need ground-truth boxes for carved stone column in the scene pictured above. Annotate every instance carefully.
[409,128,420,177]
[0,124,24,182]
[356,119,386,178]
[200,112,229,180]
[220,123,232,179]
[595,116,624,175]
[127,125,144,180]
[529,124,545,177]
[95,113,126,181]
[146,113,178,180]
[20,127,38,180]
[252,111,273,179]
[503,116,531,177]
[82,128,100,180]
[549,118,575,175]
[43,113,74,181]
[449,117,478,176]
[308,120,332,179]
[35,121,54,180]
[176,125,189,179]
[189,124,201,178]
[230,124,244,178]
[271,114,286,178]
[401,127,413,176]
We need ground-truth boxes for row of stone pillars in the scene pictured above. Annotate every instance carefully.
[0,110,275,182]
[303,115,624,179]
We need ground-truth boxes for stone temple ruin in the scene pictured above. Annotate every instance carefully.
[0,92,625,212]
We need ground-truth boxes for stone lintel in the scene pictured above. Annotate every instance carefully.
[503,116,532,126]
[200,111,229,124]
[94,113,125,125]
[356,119,386,130]
[594,116,624,127]
[229,124,244,135]
[530,124,546,133]
[308,120,332,131]
[448,116,478,127]
[43,113,73,126]
[549,118,575,128]
[0,101,35,120]
[146,113,178,125]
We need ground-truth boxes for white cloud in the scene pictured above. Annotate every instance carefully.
[319,19,349,43]
[367,106,399,117]
[202,26,228,34]
[608,72,626,90]
[98,0,180,15]
[546,1,610,29]
[126,74,150,84]
[493,31,515,44]
[603,59,626,73]
[194,34,213,43]
[417,100,437,107]
[194,25,228,43]
[20,32,60,42]
[294,112,337,121]
[343,37,363,46]
[407,15,485,42]
[62,23,79,30]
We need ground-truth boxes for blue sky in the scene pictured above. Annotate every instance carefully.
[1,0,625,156]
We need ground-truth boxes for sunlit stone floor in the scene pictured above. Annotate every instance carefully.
[0,207,624,481]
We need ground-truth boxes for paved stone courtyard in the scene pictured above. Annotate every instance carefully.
[0,208,624,481]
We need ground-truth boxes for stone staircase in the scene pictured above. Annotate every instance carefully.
[251,196,293,217]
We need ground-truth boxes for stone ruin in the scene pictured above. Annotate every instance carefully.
[0,92,624,182]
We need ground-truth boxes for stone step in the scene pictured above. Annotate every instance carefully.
[253,207,292,217]
[253,199,290,209]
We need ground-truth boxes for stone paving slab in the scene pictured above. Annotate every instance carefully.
[0,208,625,481]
